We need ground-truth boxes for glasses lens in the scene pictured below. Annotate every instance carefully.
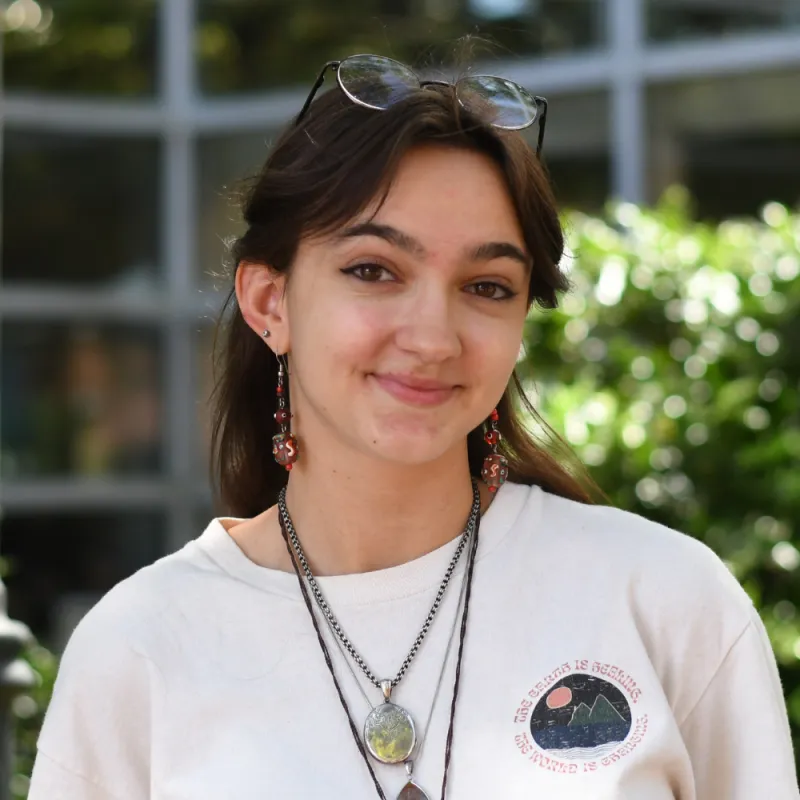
[457,76,539,130]
[337,55,419,111]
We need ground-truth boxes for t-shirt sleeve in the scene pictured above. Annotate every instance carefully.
[28,751,127,800]
[27,590,157,800]
[678,605,799,799]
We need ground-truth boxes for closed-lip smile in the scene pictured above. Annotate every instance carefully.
[371,373,458,407]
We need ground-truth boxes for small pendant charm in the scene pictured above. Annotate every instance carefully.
[397,760,430,800]
[398,781,430,800]
[364,680,416,764]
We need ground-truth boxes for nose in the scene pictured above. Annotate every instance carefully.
[393,287,462,364]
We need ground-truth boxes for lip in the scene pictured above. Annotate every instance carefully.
[371,373,458,407]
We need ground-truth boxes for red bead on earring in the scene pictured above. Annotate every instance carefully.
[481,407,508,493]
[272,357,299,471]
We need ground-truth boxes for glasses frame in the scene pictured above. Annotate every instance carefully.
[295,54,549,157]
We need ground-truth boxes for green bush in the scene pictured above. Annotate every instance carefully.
[11,644,58,798]
[524,187,800,756]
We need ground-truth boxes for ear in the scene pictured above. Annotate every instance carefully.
[235,262,290,354]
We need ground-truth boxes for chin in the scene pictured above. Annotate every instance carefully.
[373,445,451,468]
[360,425,460,467]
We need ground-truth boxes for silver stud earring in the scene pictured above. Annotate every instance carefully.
[262,329,271,338]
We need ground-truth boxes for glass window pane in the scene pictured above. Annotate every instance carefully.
[1,323,164,478]
[647,71,800,218]
[197,132,272,284]
[197,0,607,95]
[525,91,610,212]
[548,154,611,213]
[647,0,800,41]
[1,0,159,96]
[2,511,165,651]
[2,130,161,287]
[683,132,800,219]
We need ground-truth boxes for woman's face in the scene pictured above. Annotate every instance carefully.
[277,144,530,468]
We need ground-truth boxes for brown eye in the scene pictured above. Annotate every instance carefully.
[467,281,514,300]
[342,263,394,282]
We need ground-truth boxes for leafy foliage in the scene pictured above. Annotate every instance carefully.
[524,186,800,755]
[10,644,58,799]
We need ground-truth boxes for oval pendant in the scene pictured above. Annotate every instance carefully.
[398,780,430,799]
[364,701,416,764]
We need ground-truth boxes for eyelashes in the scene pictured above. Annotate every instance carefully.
[465,282,517,301]
[340,263,519,301]
[341,263,394,283]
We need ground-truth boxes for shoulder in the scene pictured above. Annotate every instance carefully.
[524,487,757,712]
[532,487,752,620]
[59,529,219,663]
[496,485,765,722]
[31,543,209,791]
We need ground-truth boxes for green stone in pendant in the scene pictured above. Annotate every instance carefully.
[398,781,430,800]
[364,702,416,764]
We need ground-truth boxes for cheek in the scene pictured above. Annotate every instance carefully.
[332,305,392,359]
[293,297,391,374]
[465,313,524,377]
[475,340,520,401]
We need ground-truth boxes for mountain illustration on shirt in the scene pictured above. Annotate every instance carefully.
[529,673,633,759]
[568,695,626,727]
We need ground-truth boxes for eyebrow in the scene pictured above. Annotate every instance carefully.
[339,222,531,270]
[468,241,530,269]
[339,222,426,257]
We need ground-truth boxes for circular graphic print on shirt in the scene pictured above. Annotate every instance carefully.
[529,673,632,760]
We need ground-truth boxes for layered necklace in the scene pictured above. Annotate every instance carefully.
[278,481,482,799]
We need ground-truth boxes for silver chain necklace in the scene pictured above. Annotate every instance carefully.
[317,543,470,800]
[278,480,481,769]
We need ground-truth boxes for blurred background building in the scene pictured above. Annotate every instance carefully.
[0,0,799,654]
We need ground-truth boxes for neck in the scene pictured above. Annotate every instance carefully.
[282,445,488,576]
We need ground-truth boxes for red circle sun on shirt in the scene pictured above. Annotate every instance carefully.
[546,686,573,709]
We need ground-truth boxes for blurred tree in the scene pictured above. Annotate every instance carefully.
[524,187,800,757]
[2,0,158,95]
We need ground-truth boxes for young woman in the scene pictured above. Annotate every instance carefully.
[29,55,797,799]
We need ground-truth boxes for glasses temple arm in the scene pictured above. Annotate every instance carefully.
[534,96,548,157]
[295,61,340,125]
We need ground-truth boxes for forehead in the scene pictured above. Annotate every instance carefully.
[364,145,524,248]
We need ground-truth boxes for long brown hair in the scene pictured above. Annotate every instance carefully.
[209,80,603,517]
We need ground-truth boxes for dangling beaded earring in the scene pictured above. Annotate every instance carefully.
[482,407,509,492]
[272,354,299,471]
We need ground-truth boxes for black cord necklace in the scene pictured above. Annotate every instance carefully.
[279,497,482,800]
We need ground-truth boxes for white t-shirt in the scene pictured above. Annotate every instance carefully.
[29,482,798,799]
